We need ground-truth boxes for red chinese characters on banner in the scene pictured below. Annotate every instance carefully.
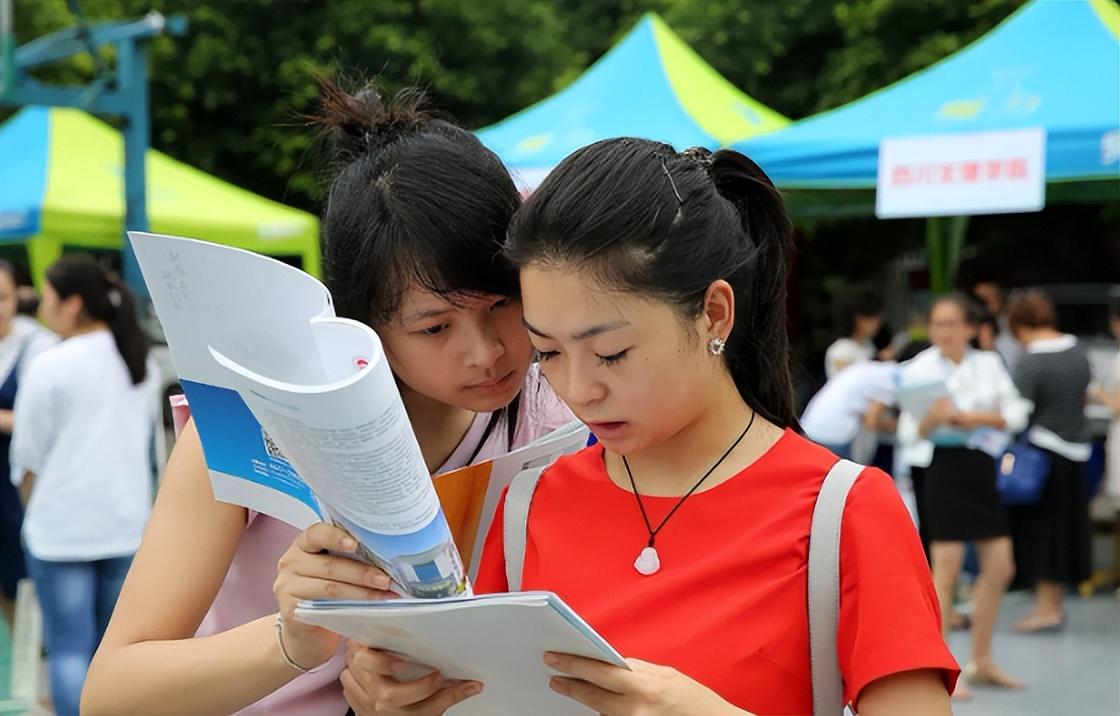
[888,157,1032,187]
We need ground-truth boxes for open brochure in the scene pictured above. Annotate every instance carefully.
[433,420,588,581]
[296,591,628,715]
[129,232,586,596]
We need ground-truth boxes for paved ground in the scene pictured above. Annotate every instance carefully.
[950,591,1119,716]
[1,590,1117,715]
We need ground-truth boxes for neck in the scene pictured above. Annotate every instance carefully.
[399,385,478,473]
[0,318,11,341]
[1022,327,1062,345]
[941,346,967,364]
[64,320,109,339]
[606,373,785,497]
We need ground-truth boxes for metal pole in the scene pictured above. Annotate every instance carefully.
[117,37,150,299]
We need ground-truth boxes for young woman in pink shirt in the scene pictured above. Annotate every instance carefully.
[82,80,572,716]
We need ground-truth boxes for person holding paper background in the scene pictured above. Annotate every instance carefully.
[896,293,1029,699]
[83,80,572,716]
[344,142,958,715]
[11,255,158,716]
[1005,290,1092,634]
[0,260,55,630]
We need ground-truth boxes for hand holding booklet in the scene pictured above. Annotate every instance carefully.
[296,592,629,715]
[129,231,588,597]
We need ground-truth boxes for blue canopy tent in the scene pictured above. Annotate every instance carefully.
[733,0,1119,290]
[736,0,1119,214]
[477,13,788,192]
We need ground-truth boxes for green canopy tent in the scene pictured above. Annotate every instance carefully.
[0,106,321,285]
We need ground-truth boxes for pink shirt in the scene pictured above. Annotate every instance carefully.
[187,365,573,716]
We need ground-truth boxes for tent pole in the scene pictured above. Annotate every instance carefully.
[945,215,970,291]
[926,218,945,295]
[926,215,970,295]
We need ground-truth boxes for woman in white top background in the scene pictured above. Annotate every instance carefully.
[824,290,884,379]
[897,293,1029,699]
[0,260,55,629]
[10,254,158,716]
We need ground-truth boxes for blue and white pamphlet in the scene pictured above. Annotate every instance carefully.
[131,231,472,597]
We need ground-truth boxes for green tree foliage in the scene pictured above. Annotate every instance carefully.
[12,0,1028,209]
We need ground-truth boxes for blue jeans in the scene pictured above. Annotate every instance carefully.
[24,553,133,716]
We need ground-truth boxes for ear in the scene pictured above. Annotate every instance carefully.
[62,294,85,320]
[699,279,735,340]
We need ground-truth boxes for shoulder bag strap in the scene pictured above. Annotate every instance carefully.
[502,465,546,592]
[808,459,863,716]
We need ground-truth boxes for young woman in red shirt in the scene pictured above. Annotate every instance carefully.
[342,140,958,715]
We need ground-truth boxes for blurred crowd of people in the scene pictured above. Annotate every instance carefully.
[801,282,1120,700]
[0,255,157,716]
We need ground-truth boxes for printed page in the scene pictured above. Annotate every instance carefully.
[896,379,952,418]
[296,591,627,715]
[130,231,328,525]
[212,317,468,598]
[131,231,468,598]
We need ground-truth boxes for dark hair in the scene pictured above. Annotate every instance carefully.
[1006,289,1057,332]
[0,260,15,286]
[928,292,976,325]
[897,339,932,363]
[312,78,521,325]
[505,139,800,430]
[311,78,524,448]
[45,254,149,385]
[838,290,884,336]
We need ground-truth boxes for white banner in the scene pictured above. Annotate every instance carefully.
[876,127,1046,218]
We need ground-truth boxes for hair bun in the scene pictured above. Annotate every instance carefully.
[311,77,432,167]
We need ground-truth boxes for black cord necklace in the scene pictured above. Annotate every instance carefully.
[623,410,756,576]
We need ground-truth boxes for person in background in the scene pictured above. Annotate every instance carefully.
[801,360,898,461]
[0,262,55,629]
[1089,300,1120,503]
[825,290,884,379]
[16,284,41,318]
[897,293,1029,699]
[968,300,1000,353]
[10,255,158,716]
[1006,290,1093,633]
[971,279,1023,371]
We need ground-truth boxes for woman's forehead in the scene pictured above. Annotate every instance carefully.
[396,286,503,322]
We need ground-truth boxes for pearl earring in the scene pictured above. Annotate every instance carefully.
[708,337,726,356]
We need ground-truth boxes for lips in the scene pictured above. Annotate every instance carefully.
[587,421,628,440]
[467,370,516,391]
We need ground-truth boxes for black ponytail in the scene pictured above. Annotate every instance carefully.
[706,150,799,430]
[505,138,801,431]
[45,254,149,385]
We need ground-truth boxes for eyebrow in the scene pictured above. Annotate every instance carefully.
[523,318,630,341]
[402,308,453,324]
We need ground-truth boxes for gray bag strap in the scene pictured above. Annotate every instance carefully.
[503,466,546,591]
[808,459,863,716]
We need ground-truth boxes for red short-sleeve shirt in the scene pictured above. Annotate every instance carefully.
[474,429,959,714]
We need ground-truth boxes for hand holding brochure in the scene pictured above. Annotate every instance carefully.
[296,591,628,715]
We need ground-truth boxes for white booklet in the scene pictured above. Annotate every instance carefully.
[896,379,952,418]
[129,232,585,597]
[296,591,628,715]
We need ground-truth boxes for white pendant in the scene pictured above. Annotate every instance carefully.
[634,546,661,576]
